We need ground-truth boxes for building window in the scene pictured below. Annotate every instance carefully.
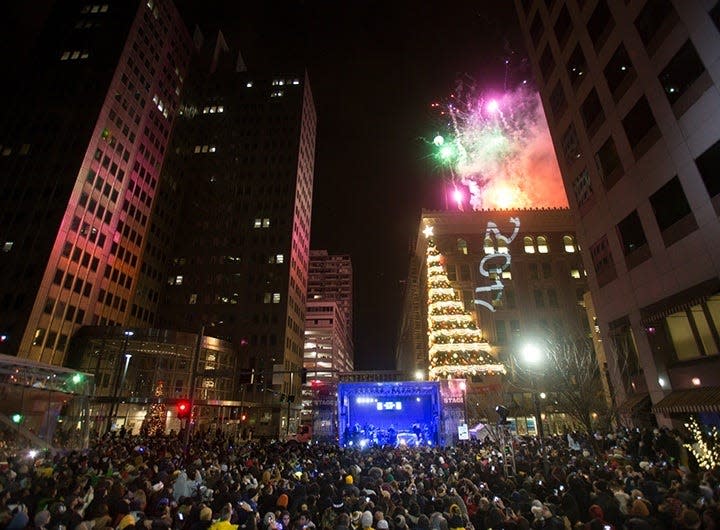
[539,45,556,81]
[524,236,535,254]
[563,235,576,253]
[174,275,183,285]
[581,89,604,138]
[505,289,516,309]
[547,289,558,308]
[484,237,495,255]
[542,262,552,278]
[595,136,622,190]
[567,44,588,90]
[264,293,271,304]
[498,240,508,254]
[562,123,582,165]
[570,268,581,279]
[534,289,545,308]
[623,96,658,159]
[659,40,707,106]
[635,0,677,55]
[549,81,567,119]
[262,218,270,228]
[272,293,281,304]
[616,210,650,268]
[587,0,615,51]
[457,238,468,255]
[650,176,698,246]
[604,44,635,102]
[501,269,512,280]
[530,13,544,47]
[554,5,572,47]
[276,254,284,263]
[695,139,720,199]
[32,328,46,347]
[590,235,617,287]
[573,168,594,210]
[496,321,507,345]
[254,218,262,228]
[711,2,720,32]
[537,236,549,253]
[529,263,539,280]
[2,242,13,252]
[510,320,521,333]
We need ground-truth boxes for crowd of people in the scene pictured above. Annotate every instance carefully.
[0,427,718,530]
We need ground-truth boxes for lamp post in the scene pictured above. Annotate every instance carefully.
[184,324,204,454]
[521,343,546,444]
[106,330,133,433]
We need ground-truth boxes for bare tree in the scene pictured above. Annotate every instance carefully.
[512,334,610,444]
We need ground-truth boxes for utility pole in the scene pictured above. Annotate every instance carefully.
[184,324,204,455]
[106,330,133,434]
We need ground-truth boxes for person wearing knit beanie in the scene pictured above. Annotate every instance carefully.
[276,494,289,509]
[361,511,373,529]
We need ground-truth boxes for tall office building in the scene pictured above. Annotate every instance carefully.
[0,0,192,365]
[515,0,720,423]
[159,33,316,436]
[307,250,354,344]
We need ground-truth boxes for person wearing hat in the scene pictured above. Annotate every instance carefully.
[360,511,374,530]
[276,494,289,511]
[376,520,389,530]
[350,512,363,529]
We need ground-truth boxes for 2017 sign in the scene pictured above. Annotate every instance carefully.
[474,217,520,312]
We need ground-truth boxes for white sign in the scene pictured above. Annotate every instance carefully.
[458,423,469,440]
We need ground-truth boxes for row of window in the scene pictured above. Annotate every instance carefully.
[52,269,94,298]
[32,327,69,351]
[202,106,224,114]
[193,145,217,153]
[60,50,89,61]
[43,297,86,325]
[590,136,720,286]
[456,235,576,255]
[102,263,133,291]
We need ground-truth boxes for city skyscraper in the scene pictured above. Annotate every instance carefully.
[158,32,317,436]
[516,0,720,424]
[307,250,354,345]
[0,0,192,365]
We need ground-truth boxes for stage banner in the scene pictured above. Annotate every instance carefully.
[439,379,466,446]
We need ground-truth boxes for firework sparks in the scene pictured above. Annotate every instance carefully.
[431,85,568,210]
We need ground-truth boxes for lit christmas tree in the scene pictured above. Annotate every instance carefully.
[426,231,505,379]
[141,380,167,436]
[684,416,720,469]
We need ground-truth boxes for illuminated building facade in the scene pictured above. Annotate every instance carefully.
[301,251,353,438]
[398,208,591,431]
[516,0,720,424]
[308,250,354,346]
[158,33,316,437]
[0,0,192,365]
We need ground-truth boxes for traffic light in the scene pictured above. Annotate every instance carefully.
[176,400,191,419]
[11,413,23,424]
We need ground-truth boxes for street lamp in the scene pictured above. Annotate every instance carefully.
[106,330,134,433]
[520,342,545,443]
[414,369,425,381]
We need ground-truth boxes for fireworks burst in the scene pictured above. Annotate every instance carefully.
[430,84,568,210]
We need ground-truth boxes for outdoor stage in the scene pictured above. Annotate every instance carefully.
[337,380,467,447]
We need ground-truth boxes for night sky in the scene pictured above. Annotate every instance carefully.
[3,1,527,370]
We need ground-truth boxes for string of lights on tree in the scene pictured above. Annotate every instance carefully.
[141,380,167,436]
[425,229,505,380]
[683,416,720,469]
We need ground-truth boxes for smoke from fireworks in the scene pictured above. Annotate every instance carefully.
[431,85,568,210]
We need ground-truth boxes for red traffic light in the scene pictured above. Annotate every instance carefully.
[176,400,191,419]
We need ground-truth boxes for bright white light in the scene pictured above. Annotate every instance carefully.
[539,392,547,399]
[521,344,543,365]
[658,377,666,388]
[359,439,368,448]
[414,369,425,380]
[423,225,434,238]
[487,99,500,113]
[692,377,701,386]
[348,440,353,446]
[28,450,38,459]
[416,397,421,402]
